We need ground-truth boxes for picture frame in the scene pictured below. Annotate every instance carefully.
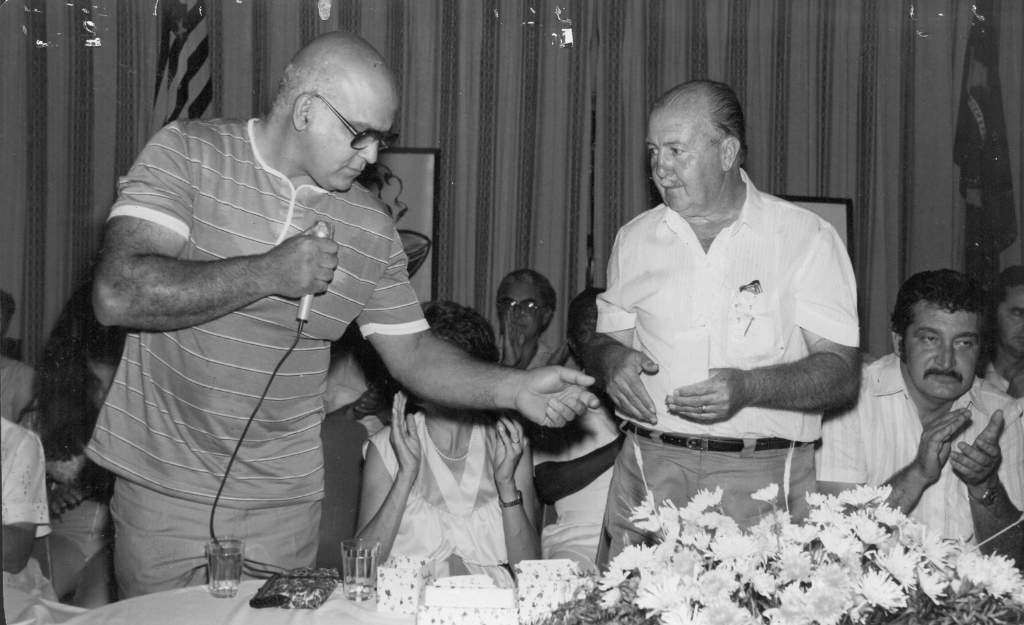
[357,149,440,302]
[778,195,855,266]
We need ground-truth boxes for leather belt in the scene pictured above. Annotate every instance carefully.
[622,421,811,453]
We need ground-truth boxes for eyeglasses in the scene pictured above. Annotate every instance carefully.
[497,298,547,318]
[312,94,399,151]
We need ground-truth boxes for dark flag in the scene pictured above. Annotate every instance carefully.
[954,0,1016,286]
[153,0,212,133]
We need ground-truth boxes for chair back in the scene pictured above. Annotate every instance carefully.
[317,413,369,570]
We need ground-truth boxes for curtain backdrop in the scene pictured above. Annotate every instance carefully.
[2,0,1022,363]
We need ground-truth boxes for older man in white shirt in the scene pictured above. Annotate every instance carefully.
[818,270,1024,566]
[584,80,861,564]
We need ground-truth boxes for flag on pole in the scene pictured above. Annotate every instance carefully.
[954,0,1016,285]
[153,0,212,133]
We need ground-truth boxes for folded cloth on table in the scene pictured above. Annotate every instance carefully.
[248,567,339,609]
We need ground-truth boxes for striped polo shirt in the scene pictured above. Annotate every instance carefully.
[86,119,428,508]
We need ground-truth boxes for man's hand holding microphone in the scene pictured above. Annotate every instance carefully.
[263,221,338,322]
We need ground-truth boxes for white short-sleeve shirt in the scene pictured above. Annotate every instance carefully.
[597,170,859,441]
[817,354,1024,542]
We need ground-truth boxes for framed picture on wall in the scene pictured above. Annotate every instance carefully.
[357,149,440,302]
[778,195,854,266]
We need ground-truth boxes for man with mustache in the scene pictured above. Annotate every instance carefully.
[985,266,1024,397]
[818,269,1024,566]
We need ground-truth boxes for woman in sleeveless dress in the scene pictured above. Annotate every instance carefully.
[356,301,540,587]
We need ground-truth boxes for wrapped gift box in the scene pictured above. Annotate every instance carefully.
[416,574,519,625]
[377,556,435,614]
[513,560,587,624]
[416,605,519,625]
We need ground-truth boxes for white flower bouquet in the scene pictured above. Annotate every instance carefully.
[539,484,1024,625]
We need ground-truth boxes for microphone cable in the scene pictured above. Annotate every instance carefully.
[206,319,308,577]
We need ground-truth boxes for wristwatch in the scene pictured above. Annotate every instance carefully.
[499,490,523,509]
[970,484,999,506]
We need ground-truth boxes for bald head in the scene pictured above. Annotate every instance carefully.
[269,31,398,121]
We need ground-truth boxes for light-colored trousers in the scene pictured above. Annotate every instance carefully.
[597,431,816,569]
[110,478,320,599]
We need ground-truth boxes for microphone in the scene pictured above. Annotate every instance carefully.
[296,220,335,322]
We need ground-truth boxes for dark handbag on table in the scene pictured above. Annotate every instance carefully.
[248,567,340,609]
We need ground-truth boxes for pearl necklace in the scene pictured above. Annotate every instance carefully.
[425,424,476,462]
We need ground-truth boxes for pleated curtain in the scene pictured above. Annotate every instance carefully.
[2,0,1022,362]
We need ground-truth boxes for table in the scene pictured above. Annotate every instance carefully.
[59,581,415,625]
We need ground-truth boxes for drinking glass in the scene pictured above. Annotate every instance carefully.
[341,539,379,601]
[206,539,244,598]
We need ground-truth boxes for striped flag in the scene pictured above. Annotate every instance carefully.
[955,0,1016,284]
[153,0,212,133]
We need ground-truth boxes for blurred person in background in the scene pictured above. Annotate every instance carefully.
[1,289,35,423]
[532,287,622,574]
[20,280,125,606]
[985,265,1024,398]
[497,269,565,370]
[3,416,56,606]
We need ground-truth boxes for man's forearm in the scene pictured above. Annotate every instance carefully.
[94,252,273,330]
[740,348,860,413]
[882,463,932,516]
[382,333,520,411]
[534,435,624,505]
[968,481,1024,567]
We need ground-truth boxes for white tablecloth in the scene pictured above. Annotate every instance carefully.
[58,581,415,625]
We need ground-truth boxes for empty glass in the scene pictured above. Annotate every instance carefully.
[341,539,379,601]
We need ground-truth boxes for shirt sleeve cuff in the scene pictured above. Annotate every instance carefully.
[109,205,190,239]
[596,309,636,333]
[359,319,430,338]
[795,307,860,347]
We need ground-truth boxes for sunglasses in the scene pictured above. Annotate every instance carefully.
[497,298,547,318]
[313,94,398,151]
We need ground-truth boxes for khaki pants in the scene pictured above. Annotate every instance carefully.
[111,479,320,599]
[597,431,816,570]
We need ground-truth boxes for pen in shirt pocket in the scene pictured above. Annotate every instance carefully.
[740,280,761,336]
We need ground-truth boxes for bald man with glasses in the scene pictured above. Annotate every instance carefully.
[89,31,598,598]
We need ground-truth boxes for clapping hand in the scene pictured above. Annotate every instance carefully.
[500,314,529,369]
[951,409,1004,488]
[913,408,971,485]
[389,391,422,480]
[492,415,525,488]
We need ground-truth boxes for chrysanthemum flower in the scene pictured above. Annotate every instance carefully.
[875,544,919,589]
[752,483,780,503]
[838,484,892,508]
[856,570,907,611]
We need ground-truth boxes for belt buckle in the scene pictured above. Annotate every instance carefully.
[685,438,703,451]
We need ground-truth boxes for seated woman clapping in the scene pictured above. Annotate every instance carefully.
[356,301,540,588]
